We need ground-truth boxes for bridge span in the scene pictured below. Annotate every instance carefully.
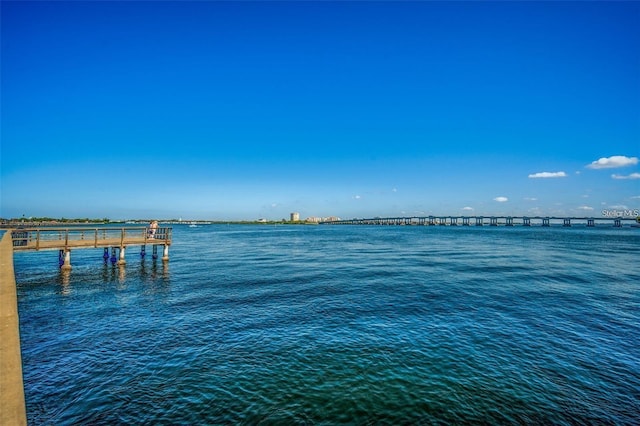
[321,216,639,227]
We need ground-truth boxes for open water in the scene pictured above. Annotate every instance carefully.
[13,225,640,425]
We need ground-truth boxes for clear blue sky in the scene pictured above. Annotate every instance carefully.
[1,1,639,221]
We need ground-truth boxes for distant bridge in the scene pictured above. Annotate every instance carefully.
[320,216,639,227]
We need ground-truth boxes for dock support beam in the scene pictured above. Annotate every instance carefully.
[60,249,72,271]
[162,245,169,262]
[117,246,126,265]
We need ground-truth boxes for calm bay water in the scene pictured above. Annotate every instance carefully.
[14,225,640,425]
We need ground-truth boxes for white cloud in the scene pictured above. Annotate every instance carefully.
[631,195,640,199]
[577,205,594,211]
[609,204,628,210]
[587,155,638,169]
[528,171,567,178]
[462,206,474,211]
[524,197,538,201]
[353,195,361,199]
[494,196,508,202]
[612,173,640,180]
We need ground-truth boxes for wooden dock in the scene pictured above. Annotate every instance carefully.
[9,227,172,269]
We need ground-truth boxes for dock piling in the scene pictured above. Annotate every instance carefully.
[60,249,72,271]
[117,246,126,265]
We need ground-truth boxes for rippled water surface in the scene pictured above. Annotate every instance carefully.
[15,225,640,424]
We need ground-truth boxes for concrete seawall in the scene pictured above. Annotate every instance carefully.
[0,231,27,425]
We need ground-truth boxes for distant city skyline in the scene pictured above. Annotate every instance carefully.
[1,1,638,221]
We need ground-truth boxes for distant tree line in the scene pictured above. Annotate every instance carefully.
[0,217,112,224]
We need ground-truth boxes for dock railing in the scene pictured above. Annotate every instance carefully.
[10,227,172,251]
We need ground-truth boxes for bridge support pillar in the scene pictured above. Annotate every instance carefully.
[490,217,498,226]
[61,249,72,271]
[476,217,483,226]
[614,219,622,227]
[451,217,458,226]
[523,217,531,226]
[439,217,447,226]
[542,218,550,227]
[587,219,595,227]
[506,217,513,226]
[162,245,170,262]
[428,216,435,226]
[563,218,571,227]
[462,217,470,226]
[117,246,126,265]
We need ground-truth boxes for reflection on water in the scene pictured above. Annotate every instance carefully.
[51,257,171,296]
[117,265,126,284]
[59,270,70,295]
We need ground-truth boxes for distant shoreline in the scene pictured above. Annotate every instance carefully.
[0,220,318,229]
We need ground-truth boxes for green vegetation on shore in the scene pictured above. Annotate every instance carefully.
[0,217,319,227]
[0,217,112,226]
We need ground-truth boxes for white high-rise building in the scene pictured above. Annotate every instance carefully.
[290,212,300,222]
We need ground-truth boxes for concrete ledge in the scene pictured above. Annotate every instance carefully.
[0,231,27,425]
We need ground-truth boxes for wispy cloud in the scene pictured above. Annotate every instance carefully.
[577,205,594,211]
[461,206,474,211]
[493,196,508,202]
[612,173,640,180]
[587,155,638,169]
[631,195,640,199]
[528,171,567,178]
[524,197,537,201]
[353,195,361,199]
